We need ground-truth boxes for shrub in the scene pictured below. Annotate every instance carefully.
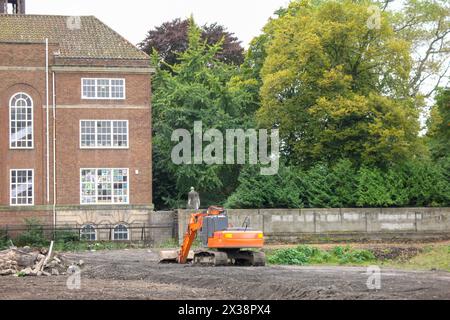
[332,246,375,264]
[15,218,49,247]
[267,248,310,265]
[54,229,80,243]
[225,165,303,208]
[356,167,392,207]
[268,245,375,265]
[0,229,8,250]
[226,159,450,208]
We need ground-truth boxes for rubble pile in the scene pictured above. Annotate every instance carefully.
[0,244,79,276]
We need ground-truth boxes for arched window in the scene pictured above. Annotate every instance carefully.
[10,93,33,148]
[113,224,129,241]
[80,224,97,241]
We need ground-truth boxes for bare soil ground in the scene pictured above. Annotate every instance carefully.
[0,248,449,300]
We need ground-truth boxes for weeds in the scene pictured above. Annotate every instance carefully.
[15,218,49,247]
[0,229,8,250]
[267,245,375,266]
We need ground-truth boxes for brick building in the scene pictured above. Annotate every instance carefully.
[0,2,154,241]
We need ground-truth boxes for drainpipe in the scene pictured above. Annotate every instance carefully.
[45,38,50,204]
[52,71,56,229]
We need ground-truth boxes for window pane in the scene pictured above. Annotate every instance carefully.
[82,79,96,98]
[81,168,128,205]
[81,169,96,204]
[113,224,129,240]
[97,121,111,147]
[10,93,33,148]
[82,78,124,100]
[97,79,110,98]
[10,169,33,205]
[80,225,96,241]
[80,121,96,147]
[111,79,124,99]
[97,169,112,203]
[112,121,128,147]
[113,169,128,203]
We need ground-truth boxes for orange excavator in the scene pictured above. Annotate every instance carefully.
[159,206,265,266]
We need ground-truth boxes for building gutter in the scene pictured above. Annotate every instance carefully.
[52,71,56,228]
[45,38,50,205]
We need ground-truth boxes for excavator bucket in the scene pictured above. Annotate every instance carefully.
[158,250,194,263]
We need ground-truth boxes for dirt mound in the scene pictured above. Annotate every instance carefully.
[370,247,422,262]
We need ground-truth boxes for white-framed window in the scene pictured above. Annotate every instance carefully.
[80,168,129,205]
[9,93,33,149]
[113,224,129,240]
[80,224,97,241]
[80,120,128,148]
[10,169,34,206]
[81,78,125,99]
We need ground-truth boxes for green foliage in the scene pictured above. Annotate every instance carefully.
[145,1,448,210]
[225,164,303,208]
[402,159,450,207]
[356,167,393,207]
[267,245,375,265]
[255,0,420,168]
[332,246,376,264]
[427,88,450,163]
[152,18,256,209]
[15,218,49,248]
[0,229,8,250]
[226,159,450,208]
[54,230,79,243]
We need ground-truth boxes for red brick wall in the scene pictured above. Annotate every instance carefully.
[0,43,49,206]
[0,42,152,226]
[55,107,152,205]
[0,210,52,226]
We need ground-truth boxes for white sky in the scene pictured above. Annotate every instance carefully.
[27,0,291,47]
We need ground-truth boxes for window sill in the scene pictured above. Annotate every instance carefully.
[79,147,129,150]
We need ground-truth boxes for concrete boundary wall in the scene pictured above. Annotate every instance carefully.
[177,208,450,243]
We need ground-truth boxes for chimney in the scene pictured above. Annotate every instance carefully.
[0,0,26,14]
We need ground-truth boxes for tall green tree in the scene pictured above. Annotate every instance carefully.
[151,19,254,209]
[257,0,420,168]
[427,88,450,166]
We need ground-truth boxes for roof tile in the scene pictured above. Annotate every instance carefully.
[0,14,149,60]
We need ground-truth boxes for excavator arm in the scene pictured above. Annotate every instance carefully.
[178,206,224,263]
[178,213,203,263]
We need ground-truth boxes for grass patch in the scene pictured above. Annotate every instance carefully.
[267,245,376,266]
[266,243,450,271]
[383,245,450,272]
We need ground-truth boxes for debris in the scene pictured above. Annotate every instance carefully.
[0,244,79,277]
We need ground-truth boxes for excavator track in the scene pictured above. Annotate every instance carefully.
[193,250,228,266]
[193,250,266,266]
[226,250,266,266]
